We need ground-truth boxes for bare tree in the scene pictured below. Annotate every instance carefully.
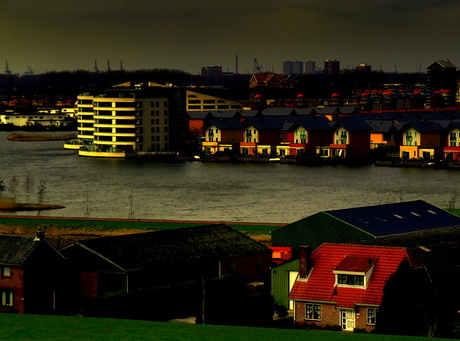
[37,180,47,204]
[8,176,18,201]
[23,174,34,204]
[448,190,457,211]
[0,180,4,197]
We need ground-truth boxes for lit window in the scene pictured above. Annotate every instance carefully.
[2,266,10,277]
[1,290,13,307]
[337,274,364,286]
[305,304,321,320]
[367,308,378,325]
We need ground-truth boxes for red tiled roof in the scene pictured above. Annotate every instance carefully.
[289,244,413,308]
[334,256,377,272]
[251,73,286,83]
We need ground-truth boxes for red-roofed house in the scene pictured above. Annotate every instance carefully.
[289,244,418,332]
[249,73,287,89]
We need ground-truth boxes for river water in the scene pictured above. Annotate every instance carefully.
[0,131,458,224]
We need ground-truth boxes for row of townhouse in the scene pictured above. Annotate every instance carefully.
[189,108,460,161]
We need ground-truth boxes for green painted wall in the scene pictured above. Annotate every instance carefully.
[271,212,374,251]
[271,259,299,308]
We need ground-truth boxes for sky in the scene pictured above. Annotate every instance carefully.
[1,0,460,75]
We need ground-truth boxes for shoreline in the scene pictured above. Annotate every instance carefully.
[7,132,77,142]
[0,203,65,212]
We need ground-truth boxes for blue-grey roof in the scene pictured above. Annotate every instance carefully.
[326,200,460,237]
[295,108,317,116]
[261,108,297,117]
[187,111,212,119]
[339,106,359,114]
[211,110,241,119]
[204,119,242,130]
[403,121,443,132]
[317,107,338,115]
[331,117,371,131]
[364,120,396,133]
[293,116,331,131]
[245,117,291,130]
[240,110,261,118]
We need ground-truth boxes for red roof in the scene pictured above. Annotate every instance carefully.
[251,73,286,83]
[289,244,414,308]
[334,256,377,272]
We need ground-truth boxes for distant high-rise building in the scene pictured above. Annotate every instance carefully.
[355,64,372,73]
[324,59,340,77]
[201,66,223,85]
[305,61,316,75]
[283,61,304,75]
[426,59,458,108]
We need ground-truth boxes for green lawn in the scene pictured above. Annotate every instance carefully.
[0,314,455,341]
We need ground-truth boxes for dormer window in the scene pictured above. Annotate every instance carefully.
[337,274,364,286]
[333,256,377,289]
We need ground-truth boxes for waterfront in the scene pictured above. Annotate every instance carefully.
[0,131,459,224]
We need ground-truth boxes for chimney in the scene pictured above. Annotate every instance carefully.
[299,245,311,279]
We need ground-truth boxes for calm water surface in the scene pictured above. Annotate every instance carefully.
[0,131,458,223]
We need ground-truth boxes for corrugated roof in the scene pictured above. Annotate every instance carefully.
[326,200,460,236]
[289,244,412,307]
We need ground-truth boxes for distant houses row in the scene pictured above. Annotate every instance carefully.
[188,108,460,162]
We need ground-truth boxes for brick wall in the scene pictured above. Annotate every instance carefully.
[0,266,25,313]
[294,301,339,327]
[79,272,98,301]
[293,301,376,332]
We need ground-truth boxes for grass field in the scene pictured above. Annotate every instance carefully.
[0,314,455,341]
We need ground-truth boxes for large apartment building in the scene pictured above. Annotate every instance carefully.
[65,82,186,158]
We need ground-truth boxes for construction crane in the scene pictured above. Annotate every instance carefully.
[5,60,11,75]
[253,58,263,73]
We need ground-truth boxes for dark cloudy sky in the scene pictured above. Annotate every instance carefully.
[1,0,459,75]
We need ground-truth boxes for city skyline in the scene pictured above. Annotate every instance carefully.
[1,1,460,75]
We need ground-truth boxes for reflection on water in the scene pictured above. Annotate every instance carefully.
[0,131,458,223]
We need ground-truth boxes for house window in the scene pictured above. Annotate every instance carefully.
[305,304,321,320]
[2,266,11,277]
[1,290,13,307]
[337,274,364,286]
[367,308,378,325]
